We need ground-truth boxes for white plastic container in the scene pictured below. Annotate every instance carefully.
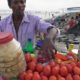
[0,32,26,78]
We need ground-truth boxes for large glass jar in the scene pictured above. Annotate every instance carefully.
[0,32,26,78]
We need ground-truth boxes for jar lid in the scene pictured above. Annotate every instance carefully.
[0,32,13,44]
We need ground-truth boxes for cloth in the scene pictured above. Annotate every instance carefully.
[0,13,51,48]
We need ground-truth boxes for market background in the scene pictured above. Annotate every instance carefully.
[0,0,80,51]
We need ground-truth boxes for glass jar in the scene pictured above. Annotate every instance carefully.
[0,32,26,78]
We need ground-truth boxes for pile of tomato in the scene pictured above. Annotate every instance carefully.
[18,53,80,80]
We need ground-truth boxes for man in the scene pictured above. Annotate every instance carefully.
[0,0,60,53]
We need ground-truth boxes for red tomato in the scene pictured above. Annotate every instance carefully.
[58,75,65,80]
[40,72,44,77]
[66,63,73,73]
[60,63,66,67]
[49,61,56,68]
[70,62,76,68]
[41,75,48,80]
[43,65,51,77]
[60,65,68,77]
[18,71,27,80]
[73,66,80,75]
[49,75,57,80]
[26,70,32,73]
[66,74,73,80]
[73,74,80,80]
[32,72,41,80]
[28,61,36,71]
[31,56,37,63]
[51,65,60,76]
[36,63,43,73]
[25,53,32,63]
[25,72,33,80]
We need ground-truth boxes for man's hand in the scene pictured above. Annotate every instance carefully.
[47,27,60,40]
[38,38,57,62]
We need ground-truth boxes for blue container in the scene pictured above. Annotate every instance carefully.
[36,40,43,48]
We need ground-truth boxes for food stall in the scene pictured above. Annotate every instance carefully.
[0,32,80,80]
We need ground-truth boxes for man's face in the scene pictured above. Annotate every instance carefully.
[10,0,26,15]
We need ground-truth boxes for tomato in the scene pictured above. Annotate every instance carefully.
[66,74,73,80]
[59,77,65,80]
[51,65,60,76]
[49,75,57,80]
[41,75,48,80]
[73,74,80,80]
[60,65,68,77]
[36,63,43,73]
[43,65,51,77]
[28,61,36,71]
[49,61,56,68]
[32,72,41,80]
[66,63,73,73]
[25,72,33,80]
[70,62,76,68]
[77,62,80,68]
[58,75,65,80]
[31,56,37,63]
[18,71,27,80]
[26,70,32,73]
[25,53,32,63]
[40,72,44,76]
[73,66,80,75]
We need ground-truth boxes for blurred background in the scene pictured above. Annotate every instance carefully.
[0,0,80,51]
[0,0,80,19]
